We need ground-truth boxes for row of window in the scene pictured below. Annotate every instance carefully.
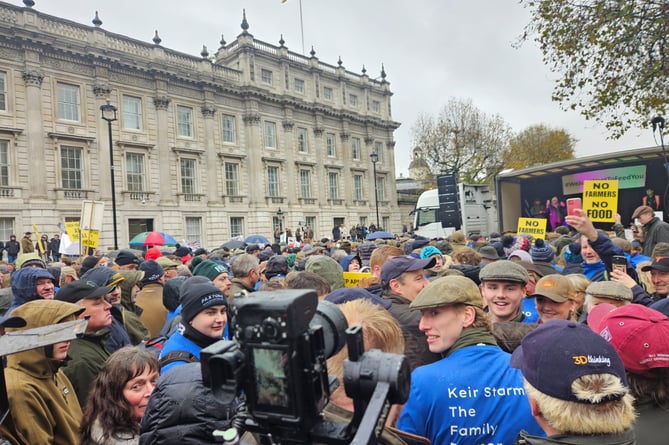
[0,141,386,201]
[0,73,386,159]
[258,68,382,112]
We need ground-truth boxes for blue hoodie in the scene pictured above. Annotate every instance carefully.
[8,267,55,313]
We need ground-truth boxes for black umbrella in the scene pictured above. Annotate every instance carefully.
[221,239,245,250]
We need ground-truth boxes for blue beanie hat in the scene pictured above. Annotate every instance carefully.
[420,246,442,259]
[530,239,555,263]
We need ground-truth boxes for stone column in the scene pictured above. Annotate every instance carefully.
[21,70,46,198]
[201,104,220,204]
[153,96,172,204]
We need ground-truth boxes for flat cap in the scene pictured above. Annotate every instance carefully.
[410,275,484,310]
[479,260,529,284]
[585,281,633,301]
[632,205,654,220]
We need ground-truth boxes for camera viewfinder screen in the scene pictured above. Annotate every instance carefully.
[252,346,291,409]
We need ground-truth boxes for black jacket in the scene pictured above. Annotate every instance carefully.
[139,362,243,444]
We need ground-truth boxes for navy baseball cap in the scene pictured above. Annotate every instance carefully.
[380,255,436,285]
[511,320,627,404]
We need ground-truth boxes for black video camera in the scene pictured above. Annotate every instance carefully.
[200,289,410,445]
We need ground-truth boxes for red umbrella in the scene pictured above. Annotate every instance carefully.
[128,231,178,247]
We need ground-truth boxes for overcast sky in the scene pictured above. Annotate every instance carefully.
[22,0,660,177]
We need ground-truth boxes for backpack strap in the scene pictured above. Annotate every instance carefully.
[159,350,198,368]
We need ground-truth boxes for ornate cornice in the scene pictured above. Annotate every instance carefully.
[153,96,171,110]
[21,70,43,87]
[92,83,111,98]
[201,105,217,118]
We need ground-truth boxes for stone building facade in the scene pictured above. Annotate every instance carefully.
[0,2,400,249]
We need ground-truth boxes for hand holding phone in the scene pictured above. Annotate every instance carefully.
[611,255,627,273]
[567,198,582,217]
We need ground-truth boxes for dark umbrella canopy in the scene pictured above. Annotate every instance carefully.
[221,239,245,250]
[245,235,270,245]
[365,231,394,240]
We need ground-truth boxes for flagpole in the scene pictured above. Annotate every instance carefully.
[299,0,305,55]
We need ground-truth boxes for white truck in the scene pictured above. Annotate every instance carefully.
[412,184,498,239]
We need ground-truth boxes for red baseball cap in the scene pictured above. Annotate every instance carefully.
[590,304,669,377]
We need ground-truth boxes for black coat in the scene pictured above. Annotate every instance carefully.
[139,362,243,445]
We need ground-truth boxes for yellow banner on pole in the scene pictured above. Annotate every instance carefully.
[32,224,44,256]
[583,180,618,222]
[516,218,547,240]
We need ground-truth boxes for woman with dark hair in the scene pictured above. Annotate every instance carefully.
[79,346,159,445]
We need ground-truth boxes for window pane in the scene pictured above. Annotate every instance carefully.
[61,146,82,189]
[377,176,386,201]
[0,140,8,187]
[122,96,142,130]
[0,72,6,111]
[126,153,145,192]
[261,69,273,84]
[265,122,276,148]
[326,133,336,157]
[372,100,381,113]
[323,87,332,100]
[352,137,360,160]
[354,175,363,201]
[185,217,202,243]
[0,217,13,242]
[328,172,338,199]
[268,166,279,197]
[177,106,193,137]
[294,78,304,93]
[180,158,196,194]
[230,217,244,237]
[222,115,236,143]
[57,83,80,121]
[374,141,383,163]
[349,94,358,106]
[225,162,239,196]
[297,128,308,153]
[300,169,311,198]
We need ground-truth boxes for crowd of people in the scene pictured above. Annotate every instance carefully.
[0,203,667,444]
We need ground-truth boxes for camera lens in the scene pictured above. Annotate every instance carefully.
[261,317,281,341]
[310,300,348,358]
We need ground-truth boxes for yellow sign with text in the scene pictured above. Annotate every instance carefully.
[81,229,100,248]
[343,271,372,288]
[65,221,80,241]
[583,180,618,222]
[516,218,546,240]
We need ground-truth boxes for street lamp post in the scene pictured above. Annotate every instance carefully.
[370,150,380,229]
[100,100,119,250]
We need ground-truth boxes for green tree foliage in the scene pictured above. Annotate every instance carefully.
[519,0,669,138]
[411,98,511,184]
[503,124,576,170]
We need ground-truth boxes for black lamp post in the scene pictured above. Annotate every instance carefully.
[277,207,284,232]
[370,150,380,229]
[100,100,118,250]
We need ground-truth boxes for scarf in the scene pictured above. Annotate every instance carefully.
[442,327,498,359]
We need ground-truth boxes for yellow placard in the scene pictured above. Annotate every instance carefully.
[516,218,547,240]
[81,229,100,248]
[32,224,44,256]
[65,221,81,241]
[583,180,618,222]
[343,271,372,288]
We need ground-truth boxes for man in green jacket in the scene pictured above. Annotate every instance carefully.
[56,280,114,407]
